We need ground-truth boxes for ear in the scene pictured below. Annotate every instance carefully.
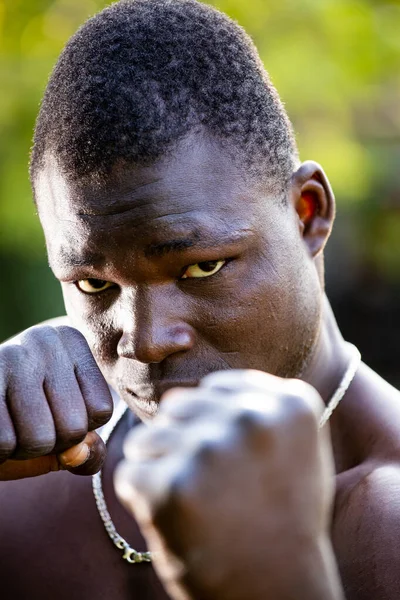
[290,161,335,257]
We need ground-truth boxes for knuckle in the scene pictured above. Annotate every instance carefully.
[86,389,113,427]
[56,326,92,359]
[284,378,322,404]
[283,381,323,426]
[0,344,29,371]
[161,391,212,421]
[167,470,193,510]
[200,369,249,392]
[56,325,87,343]
[234,407,268,432]
[21,326,88,366]
[165,449,214,515]
[20,325,58,348]
[233,407,277,451]
[296,406,320,439]
[0,434,17,462]
[90,405,113,428]
[201,369,273,394]
[146,425,173,448]
[196,438,218,464]
[16,438,55,459]
[61,427,88,447]
[3,328,55,371]
[1,348,43,391]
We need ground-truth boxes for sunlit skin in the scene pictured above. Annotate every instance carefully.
[37,134,327,422]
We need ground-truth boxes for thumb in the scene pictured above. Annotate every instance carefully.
[58,430,107,476]
[0,431,106,481]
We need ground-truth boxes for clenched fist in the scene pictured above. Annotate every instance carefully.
[115,370,344,600]
[0,325,113,480]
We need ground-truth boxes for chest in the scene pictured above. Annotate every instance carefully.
[0,418,170,600]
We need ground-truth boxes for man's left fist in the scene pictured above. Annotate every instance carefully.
[115,370,340,600]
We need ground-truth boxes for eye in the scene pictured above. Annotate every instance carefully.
[181,260,226,279]
[75,279,115,294]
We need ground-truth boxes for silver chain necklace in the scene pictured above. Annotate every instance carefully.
[92,342,361,564]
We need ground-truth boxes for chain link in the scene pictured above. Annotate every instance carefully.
[92,399,152,564]
[318,344,361,429]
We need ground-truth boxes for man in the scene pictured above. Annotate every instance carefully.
[0,0,399,598]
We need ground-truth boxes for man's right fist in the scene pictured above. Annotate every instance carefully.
[0,325,113,480]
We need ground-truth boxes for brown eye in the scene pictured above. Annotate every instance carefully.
[76,279,114,294]
[181,260,226,279]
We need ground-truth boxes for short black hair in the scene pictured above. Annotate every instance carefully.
[30,0,298,196]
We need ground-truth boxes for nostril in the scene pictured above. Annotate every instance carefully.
[117,332,136,360]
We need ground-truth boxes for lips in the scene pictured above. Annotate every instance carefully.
[126,380,199,403]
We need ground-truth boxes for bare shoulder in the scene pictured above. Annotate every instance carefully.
[1,315,71,344]
[332,462,400,600]
[41,315,71,327]
[331,363,400,599]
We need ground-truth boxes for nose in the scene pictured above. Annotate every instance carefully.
[117,286,195,364]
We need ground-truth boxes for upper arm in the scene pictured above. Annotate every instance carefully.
[2,316,70,345]
[332,464,400,600]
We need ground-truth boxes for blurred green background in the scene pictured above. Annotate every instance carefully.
[0,0,399,384]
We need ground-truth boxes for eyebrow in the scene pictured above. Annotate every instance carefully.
[144,238,197,258]
[143,229,248,259]
[55,229,252,270]
[56,249,106,269]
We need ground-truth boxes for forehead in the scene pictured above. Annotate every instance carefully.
[35,135,281,271]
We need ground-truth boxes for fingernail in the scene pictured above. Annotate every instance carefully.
[58,442,90,468]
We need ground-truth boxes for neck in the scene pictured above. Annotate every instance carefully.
[301,295,352,406]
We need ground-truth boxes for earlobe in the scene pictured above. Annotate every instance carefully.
[291,161,335,257]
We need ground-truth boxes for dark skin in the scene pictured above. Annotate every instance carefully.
[0,133,400,599]
[40,135,325,411]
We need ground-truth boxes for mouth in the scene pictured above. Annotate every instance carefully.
[126,380,199,403]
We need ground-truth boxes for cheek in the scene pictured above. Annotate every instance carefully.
[192,246,321,375]
[191,259,284,356]
[61,285,119,366]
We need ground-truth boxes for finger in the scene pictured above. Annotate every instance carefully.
[159,388,222,422]
[58,430,107,476]
[7,369,56,459]
[114,453,183,521]
[75,365,113,430]
[43,373,88,454]
[123,423,183,461]
[0,455,62,481]
[0,395,17,464]
[200,369,282,393]
[114,459,151,521]
[283,378,324,419]
[57,327,113,429]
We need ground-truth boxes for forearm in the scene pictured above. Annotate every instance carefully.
[256,537,345,600]
[168,537,345,600]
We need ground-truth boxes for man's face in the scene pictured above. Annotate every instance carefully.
[36,135,322,421]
